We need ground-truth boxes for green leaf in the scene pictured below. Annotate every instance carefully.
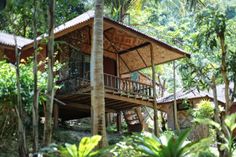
[78,135,102,157]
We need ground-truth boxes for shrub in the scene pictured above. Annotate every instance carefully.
[192,100,214,119]
[41,135,102,157]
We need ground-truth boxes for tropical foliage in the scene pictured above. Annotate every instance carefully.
[131,129,212,157]
[1,0,236,156]
[0,60,47,111]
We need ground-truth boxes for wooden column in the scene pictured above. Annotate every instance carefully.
[135,107,145,130]
[105,112,111,127]
[53,103,59,129]
[116,112,122,132]
[150,44,160,136]
[167,105,175,129]
[116,53,120,77]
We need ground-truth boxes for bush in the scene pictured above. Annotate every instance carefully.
[109,136,143,157]
[192,100,214,119]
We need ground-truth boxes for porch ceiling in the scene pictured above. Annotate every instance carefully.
[103,20,189,74]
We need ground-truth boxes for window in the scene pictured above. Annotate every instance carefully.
[68,49,90,78]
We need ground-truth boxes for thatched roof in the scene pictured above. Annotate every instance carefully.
[157,83,235,105]
[0,32,33,49]
[23,10,190,74]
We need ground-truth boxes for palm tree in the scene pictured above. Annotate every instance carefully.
[90,0,108,147]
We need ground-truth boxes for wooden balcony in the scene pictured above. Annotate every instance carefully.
[55,73,155,120]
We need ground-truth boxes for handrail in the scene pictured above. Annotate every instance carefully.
[104,72,153,87]
[57,72,154,98]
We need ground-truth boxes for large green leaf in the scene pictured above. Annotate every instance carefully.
[78,135,102,157]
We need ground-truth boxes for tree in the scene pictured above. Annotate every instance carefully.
[195,3,233,114]
[32,0,39,152]
[14,37,28,157]
[0,0,89,38]
[105,0,147,23]
[90,0,108,147]
[43,0,55,146]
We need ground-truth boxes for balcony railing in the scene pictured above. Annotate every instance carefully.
[57,72,153,99]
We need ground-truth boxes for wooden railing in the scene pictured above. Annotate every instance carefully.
[103,73,153,98]
[57,72,153,99]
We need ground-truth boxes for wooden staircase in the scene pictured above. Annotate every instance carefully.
[123,107,148,132]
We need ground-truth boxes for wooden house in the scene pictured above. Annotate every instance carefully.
[157,83,236,130]
[0,10,189,132]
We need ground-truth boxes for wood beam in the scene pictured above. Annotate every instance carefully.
[116,104,138,111]
[105,93,153,107]
[136,49,147,67]
[107,102,131,108]
[119,55,132,72]
[103,28,133,74]
[105,99,119,104]
[106,101,124,107]
[118,42,150,55]
[104,31,119,54]
[65,103,116,113]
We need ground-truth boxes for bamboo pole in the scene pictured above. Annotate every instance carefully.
[150,44,160,136]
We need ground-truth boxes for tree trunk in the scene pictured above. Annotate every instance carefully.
[157,74,167,131]
[211,76,229,157]
[90,0,108,147]
[173,61,180,131]
[219,35,231,114]
[231,78,236,102]
[43,0,55,146]
[32,0,39,152]
[211,77,223,157]
[150,44,160,136]
[14,36,28,157]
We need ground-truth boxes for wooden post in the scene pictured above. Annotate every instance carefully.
[105,112,111,127]
[150,44,160,136]
[53,103,59,129]
[135,107,145,130]
[116,112,122,132]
